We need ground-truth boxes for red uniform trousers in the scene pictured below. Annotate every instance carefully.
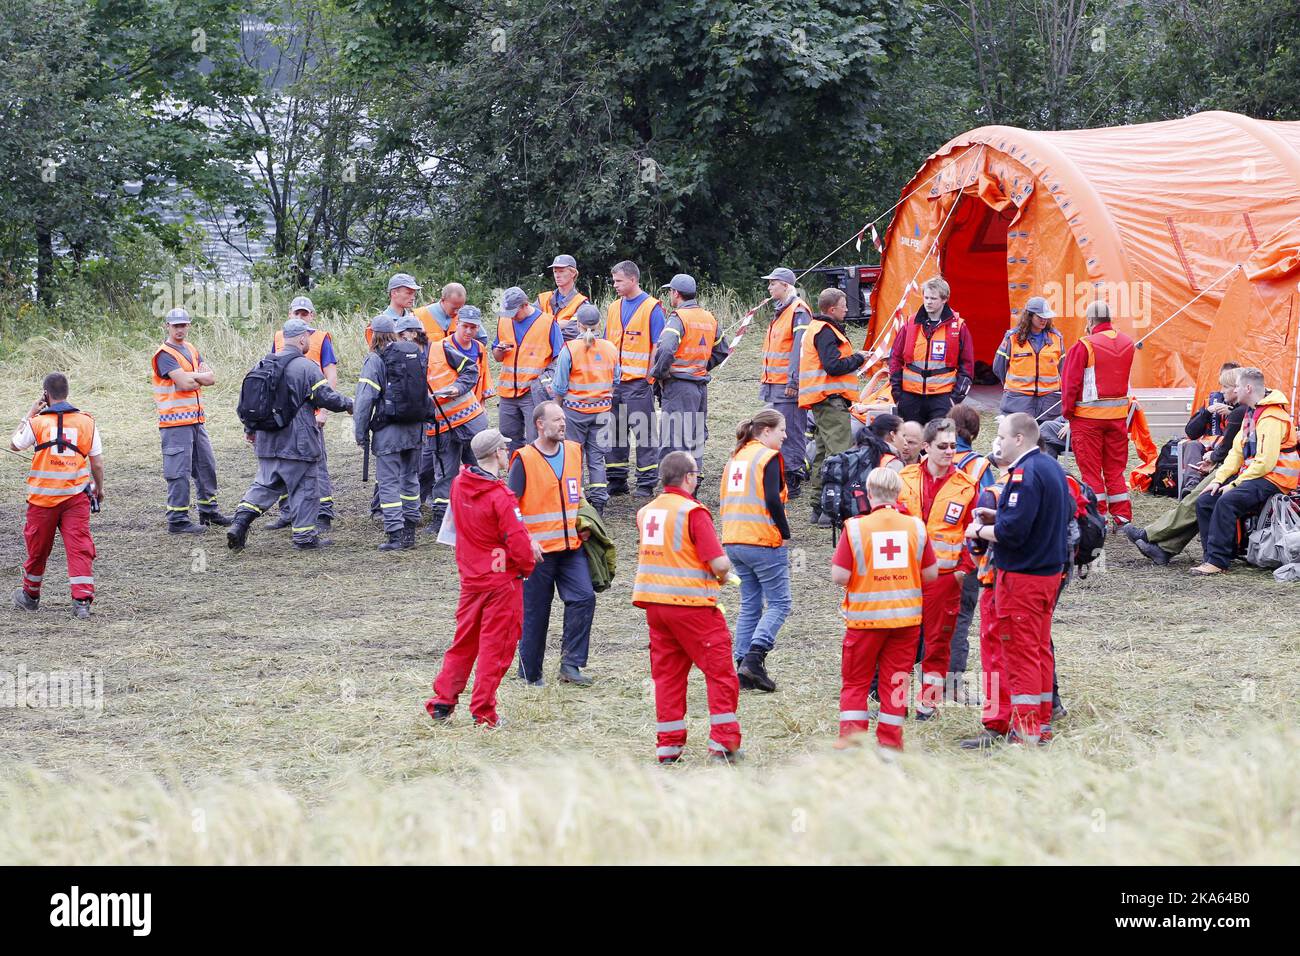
[839,624,921,749]
[977,585,1010,734]
[916,570,962,714]
[23,495,96,602]
[1071,417,1132,522]
[993,569,1057,743]
[646,603,741,762]
[428,579,524,726]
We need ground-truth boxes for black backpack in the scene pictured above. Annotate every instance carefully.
[1066,473,1107,571]
[1151,438,1181,497]
[372,342,432,427]
[237,352,300,432]
[819,431,893,526]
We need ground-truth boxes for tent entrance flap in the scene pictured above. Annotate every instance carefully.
[940,197,1013,368]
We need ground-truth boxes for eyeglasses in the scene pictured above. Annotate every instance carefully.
[931,442,957,450]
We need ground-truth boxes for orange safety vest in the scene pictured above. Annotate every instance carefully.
[899,464,977,573]
[901,313,965,395]
[798,318,859,409]
[274,328,331,368]
[999,328,1064,396]
[1072,329,1135,419]
[514,440,583,553]
[840,505,926,629]
[496,310,557,398]
[632,492,721,608]
[412,304,450,342]
[668,306,718,380]
[605,296,658,382]
[1245,398,1300,492]
[957,449,991,487]
[561,337,618,415]
[850,378,894,425]
[151,341,205,427]
[365,309,418,348]
[538,290,588,329]
[26,409,95,507]
[975,476,1009,586]
[761,298,811,386]
[719,440,788,547]
[426,340,485,436]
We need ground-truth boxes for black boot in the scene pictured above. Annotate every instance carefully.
[378,530,404,552]
[263,512,292,531]
[736,656,755,691]
[425,506,446,534]
[738,649,776,693]
[200,510,234,528]
[317,515,332,533]
[226,510,254,550]
[784,472,803,499]
[401,519,417,550]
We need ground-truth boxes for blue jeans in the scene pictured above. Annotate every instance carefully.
[518,547,596,681]
[725,543,792,657]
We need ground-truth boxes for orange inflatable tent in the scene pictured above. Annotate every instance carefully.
[866,112,1300,389]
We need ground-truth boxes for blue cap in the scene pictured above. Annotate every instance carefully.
[456,305,483,327]
[661,273,697,297]
[370,314,398,334]
[497,286,529,316]
[762,267,796,284]
[165,307,191,325]
[387,273,421,292]
[282,317,315,337]
[394,315,424,333]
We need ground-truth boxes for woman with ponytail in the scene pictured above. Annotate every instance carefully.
[719,408,792,692]
[551,303,621,515]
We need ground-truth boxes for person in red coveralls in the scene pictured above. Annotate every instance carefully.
[426,428,540,728]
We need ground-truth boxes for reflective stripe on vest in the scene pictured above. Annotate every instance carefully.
[1244,400,1300,492]
[606,297,657,381]
[720,441,787,547]
[539,290,588,328]
[496,310,557,398]
[975,476,1008,585]
[761,298,811,385]
[633,493,721,607]
[27,411,94,507]
[562,337,618,415]
[1073,330,1135,419]
[669,307,717,379]
[151,342,205,427]
[841,508,925,628]
[899,464,977,572]
[902,315,964,395]
[797,318,859,409]
[427,341,485,435]
[515,440,583,553]
[1001,329,1063,396]
[274,328,329,368]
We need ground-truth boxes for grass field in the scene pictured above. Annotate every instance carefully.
[1,294,1297,864]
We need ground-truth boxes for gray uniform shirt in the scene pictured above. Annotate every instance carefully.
[758,293,810,403]
[250,348,352,461]
[354,345,426,453]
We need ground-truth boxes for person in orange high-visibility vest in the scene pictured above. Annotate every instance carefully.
[759,267,813,497]
[366,272,423,347]
[1059,300,1136,528]
[537,254,588,340]
[958,465,1012,750]
[424,306,490,533]
[897,417,978,720]
[993,295,1065,420]
[831,466,938,750]
[507,401,596,687]
[800,287,870,527]
[650,273,730,474]
[888,276,975,426]
[11,372,105,621]
[152,308,230,533]
[606,260,668,497]
[720,409,791,693]
[634,450,743,763]
[552,304,620,515]
[493,286,564,452]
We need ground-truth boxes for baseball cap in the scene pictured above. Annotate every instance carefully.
[762,267,797,285]
[289,295,315,313]
[1024,295,1055,318]
[165,307,191,325]
[661,273,697,297]
[370,314,398,334]
[496,287,530,316]
[394,315,424,333]
[548,254,578,270]
[471,428,507,460]
[282,317,315,337]
[387,273,421,292]
[456,305,483,327]
[575,303,601,327]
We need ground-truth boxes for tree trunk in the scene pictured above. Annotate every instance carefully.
[36,226,55,306]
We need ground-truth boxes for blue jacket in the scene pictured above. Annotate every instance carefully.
[993,447,1072,576]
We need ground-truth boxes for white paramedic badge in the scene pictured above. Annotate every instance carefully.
[727,460,749,494]
[566,477,580,503]
[1007,492,1019,507]
[642,508,668,546]
[944,501,964,524]
[929,339,947,362]
[872,530,909,569]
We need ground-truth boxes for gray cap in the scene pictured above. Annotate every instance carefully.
[575,302,602,327]
[456,305,483,327]
[471,428,507,460]
[289,295,315,313]
[661,273,697,297]
[370,314,398,334]
[497,286,530,316]
[394,315,424,333]
[548,254,577,270]
[387,273,421,292]
[165,307,191,325]
[762,267,797,285]
[1024,295,1055,318]
[282,317,315,337]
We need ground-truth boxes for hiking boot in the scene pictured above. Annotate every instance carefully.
[293,536,332,551]
[1052,701,1068,721]
[1120,522,1147,544]
[401,520,417,550]
[169,520,207,535]
[72,599,92,621]
[426,700,453,722]
[959,729,1006,750]
[317,515,332,533]
[607,482,629,497]
[914,706,937,722]
[736,657,755,690]
[1135,539,1172,566]
[557,664,593,687]
[738,649,776,693]
[226,511,254,550]
[378,530,405,552]
[199,511,233,528]
[633,486,655,499]
[425,507,446,534]
[263,513,292,531]
[12,588,39,612]
[708,747,742,765]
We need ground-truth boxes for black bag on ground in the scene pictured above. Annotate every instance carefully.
[1066,473,1107,569]
[373,342,432,426]
[1151,438,1181,497]
[237,352,300,432]
[819,431,893,526]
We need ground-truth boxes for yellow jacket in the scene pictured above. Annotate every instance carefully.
[1213,389,1296,488]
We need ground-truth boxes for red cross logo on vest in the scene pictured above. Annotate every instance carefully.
[871,530,908,569]
[643,508,667,546]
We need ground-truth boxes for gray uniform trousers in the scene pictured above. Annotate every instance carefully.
[375,447,422,533]
[429,414,487,517]
[998,391,1063,420]
[564,409,611,508]
[161,423,220,526]
[236,458,320,545]
[606,377,659,491]
[498,394,540,451]
[659,377,709,472]
[768,398,808,478]
[274,423,334,520]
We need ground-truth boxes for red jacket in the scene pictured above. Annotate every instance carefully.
[450,464,537,591]
[1059,321,1134,421]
